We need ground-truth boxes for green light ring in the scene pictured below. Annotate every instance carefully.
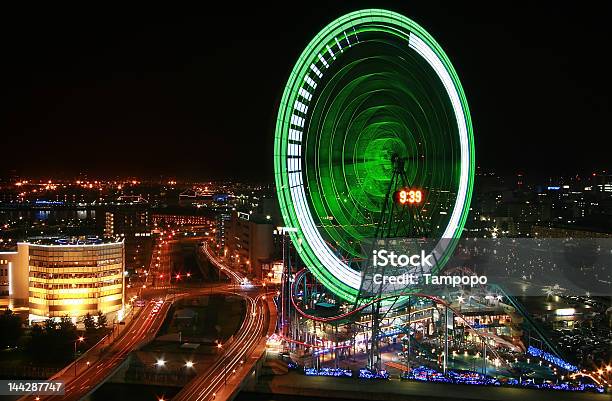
[274,9,475,302]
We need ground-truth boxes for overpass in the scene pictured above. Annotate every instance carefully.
[172,243,277,401]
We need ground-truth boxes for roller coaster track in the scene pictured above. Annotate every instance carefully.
[490,283,563,359]
[289,268,508,367]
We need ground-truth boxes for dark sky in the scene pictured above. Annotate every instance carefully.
[1,2,610,181]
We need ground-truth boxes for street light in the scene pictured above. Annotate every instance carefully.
[74,336,85,376]
[156,358,166,367]
[217,343,228,386]
[185,361,194,368]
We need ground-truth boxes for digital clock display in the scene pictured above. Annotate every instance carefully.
[395,189,423,205]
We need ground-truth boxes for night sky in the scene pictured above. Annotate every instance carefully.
[1,2,610,181]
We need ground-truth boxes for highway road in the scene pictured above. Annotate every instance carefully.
[20,298,172,401]
[172,290,269,401]
[172,244,274,401]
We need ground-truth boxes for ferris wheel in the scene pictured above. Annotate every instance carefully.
[274,9,475,304]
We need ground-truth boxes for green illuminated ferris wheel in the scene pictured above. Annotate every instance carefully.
[274,9,475,303]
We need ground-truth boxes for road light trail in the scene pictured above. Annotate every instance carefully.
[21,299,171,401]
[173,291,270,401]
[200,242,246,284]
[173,249,275,401]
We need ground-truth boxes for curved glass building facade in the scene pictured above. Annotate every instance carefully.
[27,239,125,319]
[0,238,126,320]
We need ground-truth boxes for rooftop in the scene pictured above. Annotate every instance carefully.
[21,236,123,246]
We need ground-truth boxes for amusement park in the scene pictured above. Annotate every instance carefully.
[267,8,610,396]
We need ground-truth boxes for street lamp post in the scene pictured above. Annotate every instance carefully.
[217,342,228,386]
[74,336,85,376]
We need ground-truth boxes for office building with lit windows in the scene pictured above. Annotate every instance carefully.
[0,237,125,321]
[227,211,274,278]
[99,195,152,273]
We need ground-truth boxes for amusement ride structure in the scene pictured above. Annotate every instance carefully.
[272,9,571,380]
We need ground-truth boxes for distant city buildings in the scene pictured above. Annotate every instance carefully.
[0,173,610,294]
[467,170,612,237]
[152,213,210,226]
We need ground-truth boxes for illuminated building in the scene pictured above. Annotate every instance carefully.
[227,211,273,278]
[99,195,151,272]
[216,211,231,251]
[261,260,283,283]
[0,237,125,321]
[0,258,9,297]
[0,244,28,311]
[152,213,211,226]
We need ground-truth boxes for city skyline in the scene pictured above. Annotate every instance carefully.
[0,6,610,400]
[2,2,610,180]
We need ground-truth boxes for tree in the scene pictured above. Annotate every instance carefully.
[59,315,76,335]
[28,316,77,362]
[43,318,56,334]
[59,315,77,344]
[96,311,107,329]
[83,313,96,332]
[28,324,46,356]
[0,309,23,347]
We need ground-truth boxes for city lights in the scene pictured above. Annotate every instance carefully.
[0,5,608,401]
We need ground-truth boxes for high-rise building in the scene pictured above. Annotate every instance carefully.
[0,237,125,321]
[216,211,231,251]
[99,195,151,272]
[227,211,273,278]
